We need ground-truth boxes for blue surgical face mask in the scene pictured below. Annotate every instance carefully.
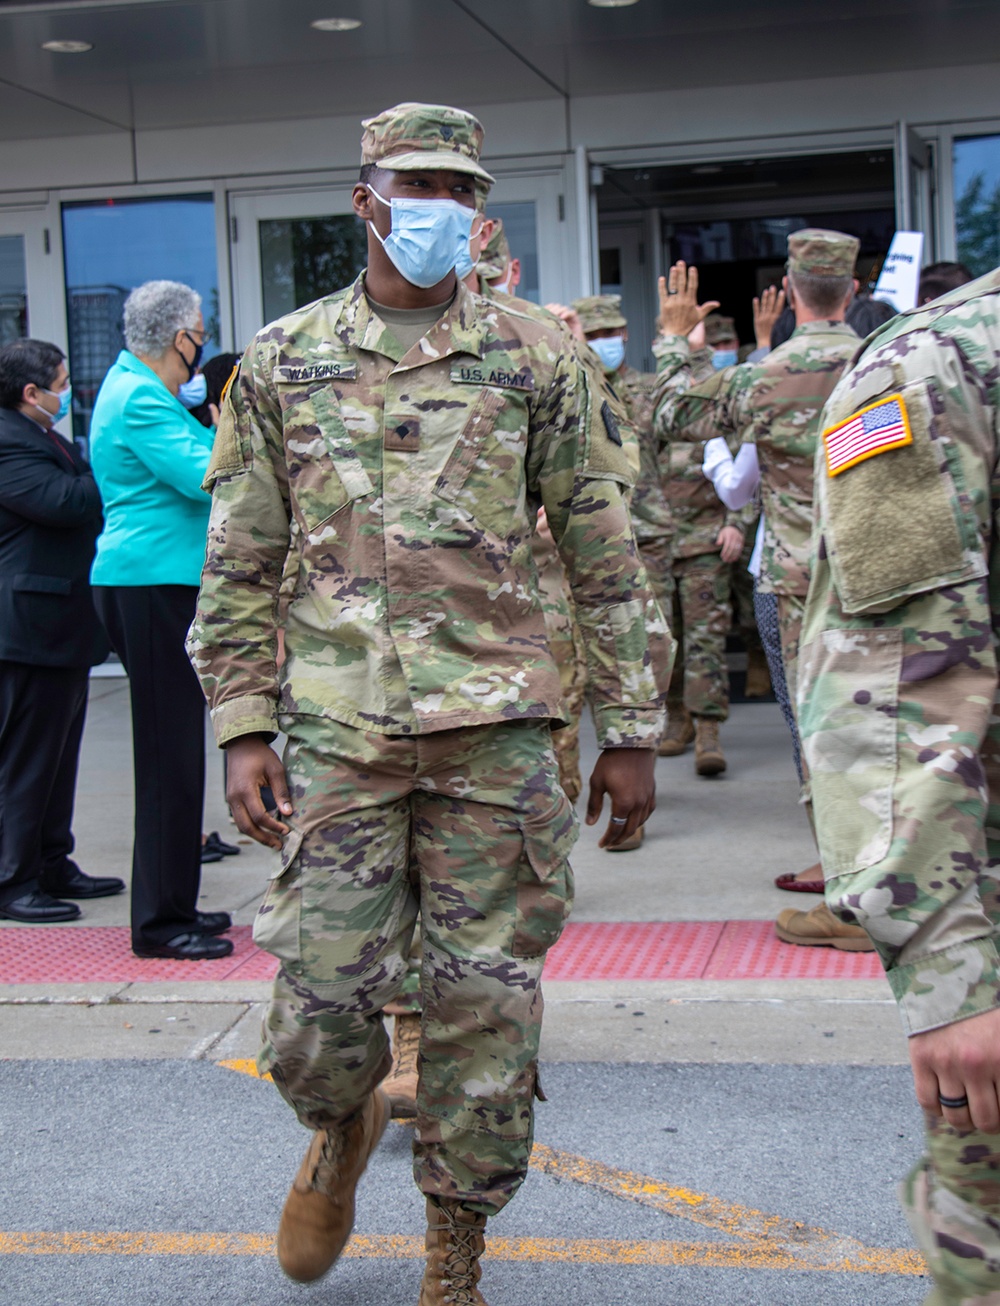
[589,335,626,374]
[46,383,73,423]
[178,373,208,409]
[454,214,486,282]
[33,383,72,425]
[712,348,739,370]
[367,185,476,289]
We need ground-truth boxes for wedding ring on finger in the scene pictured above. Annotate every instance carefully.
[938,1093,970,1109]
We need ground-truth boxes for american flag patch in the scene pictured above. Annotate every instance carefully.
[823,393,912,477]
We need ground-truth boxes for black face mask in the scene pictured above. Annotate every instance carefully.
[177,331,204,381]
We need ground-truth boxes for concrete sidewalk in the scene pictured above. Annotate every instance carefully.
[0,681,904,1070]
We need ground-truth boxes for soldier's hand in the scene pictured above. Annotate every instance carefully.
[716,524,744,563]
[909,1007,1000,1134]
[752,285,786,349]
[586,748,656,849]
[545,302,586,343]
[225,734,293,850]
[657,263,720,338]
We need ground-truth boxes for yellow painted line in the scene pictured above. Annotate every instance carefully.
[0,1232,925,1273]
[212,1058,925,1277]
[217,1058,271,1082]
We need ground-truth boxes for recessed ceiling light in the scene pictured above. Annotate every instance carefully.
[310,17,362,31]
[41,39,93,53]
[588,0,639,7]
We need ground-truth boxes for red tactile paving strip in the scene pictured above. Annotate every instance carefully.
[0,920,883,984]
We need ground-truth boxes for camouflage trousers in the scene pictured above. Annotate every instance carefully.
[638,534,676,700]
[902,1112,1000,1303]
[254,715,577,1215]
[668,550,731,720]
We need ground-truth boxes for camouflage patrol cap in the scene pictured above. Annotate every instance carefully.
[360,102,495,186]
[787,228,860,278]
[478,220,511,280]
[704,313,738,345]
[572,294,627,334]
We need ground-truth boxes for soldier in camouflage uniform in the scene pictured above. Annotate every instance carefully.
[572,292,674,848]
[665,235,872,948]
[187,102,667,1305]
[797,266,1000,1303]
[653,287,753,776]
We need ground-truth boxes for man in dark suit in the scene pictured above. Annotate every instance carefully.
[0,338,123,922]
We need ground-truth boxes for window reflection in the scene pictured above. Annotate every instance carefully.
[260,216,368,323]
[62,195,219,446]
[0,235,28,345]
[954,135,1000,277]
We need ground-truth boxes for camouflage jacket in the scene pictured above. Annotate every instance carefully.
[652,336,753,558]
[660,322,859,595]
[616,364,672,543]
[188,274,667,750]
[796,269,1000,1035]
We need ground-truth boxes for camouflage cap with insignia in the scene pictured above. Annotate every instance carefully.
[704,313,738,345]
[787,227,860,278]
[360,101,495,187]
[572,294,627,334]
[478,219,511,280]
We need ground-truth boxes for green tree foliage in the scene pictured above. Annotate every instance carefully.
[956,171,1000,277]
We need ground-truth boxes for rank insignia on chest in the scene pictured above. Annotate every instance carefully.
[449,364,534,390]
[822,393,912,477]
[273,362,358,383]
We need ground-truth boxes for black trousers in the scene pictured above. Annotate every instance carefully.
[93,585,207,947]
[0,661,89,908]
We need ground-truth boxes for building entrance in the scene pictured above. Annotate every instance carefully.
[596,148,898,371]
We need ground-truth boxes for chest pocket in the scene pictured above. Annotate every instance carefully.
[434,387,528,539]
[279,380,375,534]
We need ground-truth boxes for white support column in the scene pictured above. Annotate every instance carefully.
[574,143,593,297]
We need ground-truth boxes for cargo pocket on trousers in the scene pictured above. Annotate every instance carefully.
[252,826,303,964]
[512,796,578,959]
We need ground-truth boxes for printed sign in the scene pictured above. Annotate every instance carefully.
[873,231,924,312]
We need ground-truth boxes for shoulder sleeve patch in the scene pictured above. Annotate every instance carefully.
[202,392,249,492]
[823,393,912,477]
[601,399,623,446]
[821,380,986,614]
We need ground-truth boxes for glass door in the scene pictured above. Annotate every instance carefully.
[229,170,572,349]
[0,207,65,352]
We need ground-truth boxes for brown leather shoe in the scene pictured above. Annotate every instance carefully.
[418,1197,488,1305]
[382,1011,420,1119]
[657,708,694,757]
[276,1088,391,1282]
[605,823,645,853]
[775,901,875,952]
[694,718,726,776]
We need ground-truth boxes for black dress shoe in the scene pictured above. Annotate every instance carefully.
[132,932,234,961]
[200,845,224,864]
[40,866,126,899]
[0,891,81,923]
[204,831,241,857]
[196,910,232,936]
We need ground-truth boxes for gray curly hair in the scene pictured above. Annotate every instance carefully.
[123,280,201,359]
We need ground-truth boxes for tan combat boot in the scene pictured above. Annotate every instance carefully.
[694,717,726,776]
[419,1197,489,1305]
[657,706,695,757]
[276,1088,391,1282]
[775,901,875,952]
[744,645,772,698]
[382,1010,421,1119]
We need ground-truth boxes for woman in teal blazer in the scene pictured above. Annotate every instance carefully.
[90,279,233,962]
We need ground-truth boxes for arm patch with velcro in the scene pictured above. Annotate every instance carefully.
[821,379,986,614]
[202,393,249,491]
